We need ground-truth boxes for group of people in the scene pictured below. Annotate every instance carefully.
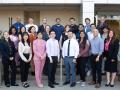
[0,16,120,89]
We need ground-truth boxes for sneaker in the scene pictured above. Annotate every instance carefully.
[81,82,85,87]
[76,81,81,84]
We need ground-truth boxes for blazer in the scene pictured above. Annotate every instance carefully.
[38,25,45,33]
[104,39,119,61]
[70,24,79,34]
[0,39,16,62]
[97,22,108,35]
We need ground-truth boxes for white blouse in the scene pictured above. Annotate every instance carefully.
[18,41,32,62]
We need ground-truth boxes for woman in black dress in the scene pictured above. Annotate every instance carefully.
[104,30,119,87]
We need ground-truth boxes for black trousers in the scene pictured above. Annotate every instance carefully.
[90,54,102,84]
[2,59,16,85]
[43,56,49,75]
[76,58,80,75]
[48,56,58,84]
[78,57,88,82]
[20,54,30,82]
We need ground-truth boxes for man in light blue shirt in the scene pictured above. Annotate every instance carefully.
[84,18,91,33]
[89,29,104,88]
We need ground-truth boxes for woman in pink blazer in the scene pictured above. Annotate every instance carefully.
[33,32,46,88]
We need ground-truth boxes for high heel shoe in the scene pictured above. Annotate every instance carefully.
[105,83,110,87]
[110,84,114,87]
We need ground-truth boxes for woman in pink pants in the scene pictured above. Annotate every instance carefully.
[33,32,46,88]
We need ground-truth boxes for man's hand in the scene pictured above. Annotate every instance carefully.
[111,59,115,62]
[103,57,107,61]
[9,57,14,61]
[96,56,99,62]
[41,56,45,60]
[50,59,53,63]
[73,58,76,63]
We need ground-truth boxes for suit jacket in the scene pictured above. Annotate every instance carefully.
[0,39,16,62]
[70,24,79,34]
[104,39,119,61]
[97,22,108,35]
[38,25,45,33]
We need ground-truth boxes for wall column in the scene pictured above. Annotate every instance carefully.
[82,0,95,24]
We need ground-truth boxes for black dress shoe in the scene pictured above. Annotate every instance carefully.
[5,84,10,87]
[11,83,19,86]
[95,83,101,88]
[48,84,55,88]
[70,82,76,87]
[101,73,106,75]
[53,82,59,85]
[88,81,96,85]
[110,84,114,87]
[63,81,70,85]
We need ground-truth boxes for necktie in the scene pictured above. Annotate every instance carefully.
[67,40,70,56]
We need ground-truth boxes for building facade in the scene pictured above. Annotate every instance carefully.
[0,0,120,31]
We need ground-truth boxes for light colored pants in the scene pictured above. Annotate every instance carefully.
[64,57,76,83]
[34,58,45,85]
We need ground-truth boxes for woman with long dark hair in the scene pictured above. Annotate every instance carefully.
[77,31,90,86]
[0,31,18,87]
[18,26,26,41]
[28,26,37,75]
[104,30,119,87]
[18,32,32,88]
[42,25,51,75]
[42,25,51,41]
[9,26,19,66]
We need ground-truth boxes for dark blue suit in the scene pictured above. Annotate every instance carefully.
[0,39,17,85]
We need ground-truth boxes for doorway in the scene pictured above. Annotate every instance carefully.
[24,11,40,25]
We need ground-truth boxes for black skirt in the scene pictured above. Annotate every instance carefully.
[105,59,117,73]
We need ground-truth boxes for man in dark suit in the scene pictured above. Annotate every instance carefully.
[97,16,108,35]
[69,18,79,35]
[38,18,47,33]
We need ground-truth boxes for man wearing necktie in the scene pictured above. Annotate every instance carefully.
[62,30,79,87]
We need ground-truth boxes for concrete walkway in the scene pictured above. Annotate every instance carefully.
[0,74,120,90]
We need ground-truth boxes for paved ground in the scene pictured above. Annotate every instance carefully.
[0,73,120,90]
[0,59,120,90]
